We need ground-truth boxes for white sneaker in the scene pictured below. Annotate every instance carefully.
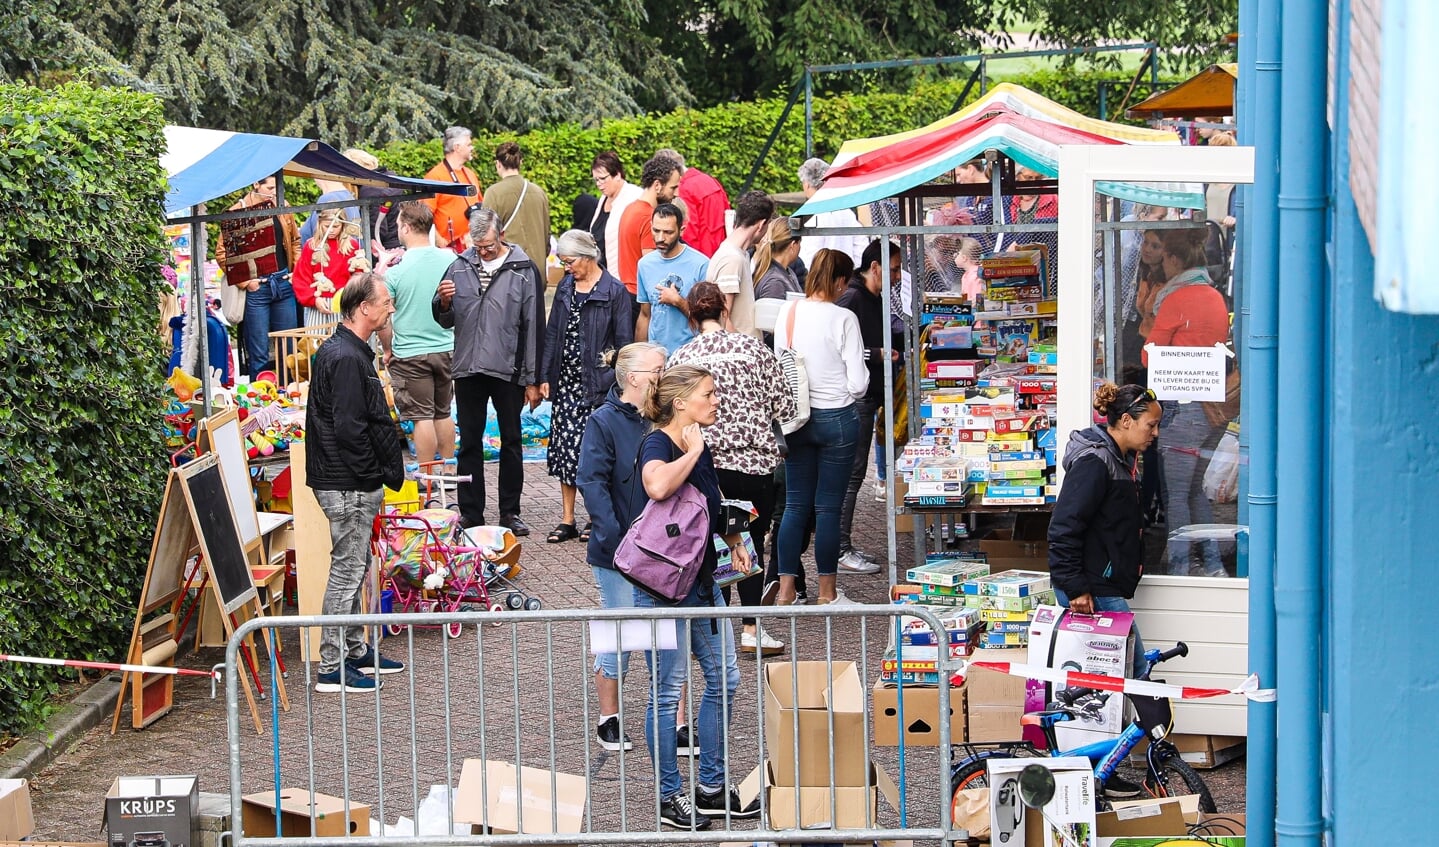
[838,549,881,574]
[818,588,860,606]
[872,480,887,501]
[740,628,785,656]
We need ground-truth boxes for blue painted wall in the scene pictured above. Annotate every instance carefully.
[1326,7,1439,838]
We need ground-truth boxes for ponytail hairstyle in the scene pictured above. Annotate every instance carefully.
[642,364,713,427]
[752,218,798,283]
[609,341,665,382]
[1094,382,1160,428]
[806,248,855,301]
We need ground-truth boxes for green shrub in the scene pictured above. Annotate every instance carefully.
[0,83,171,735]
[371,68,1177,237]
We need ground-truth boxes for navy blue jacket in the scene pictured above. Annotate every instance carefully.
[541,270,635,408]
[1048,425,1144,599]
[576,386,648,570]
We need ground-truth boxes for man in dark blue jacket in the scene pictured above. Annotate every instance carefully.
[575,342,666,752]
[306,273,406,693]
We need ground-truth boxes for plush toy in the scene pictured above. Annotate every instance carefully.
[284,335,324,382]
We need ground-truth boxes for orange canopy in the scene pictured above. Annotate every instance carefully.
[1126,64,1238,119]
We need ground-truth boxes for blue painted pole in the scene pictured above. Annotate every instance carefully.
[1242,0,1280,841]
[1234,0,1255,531]
[1275,0,1328,844]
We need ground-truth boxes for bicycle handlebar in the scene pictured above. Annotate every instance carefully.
[1157,642,1188,663]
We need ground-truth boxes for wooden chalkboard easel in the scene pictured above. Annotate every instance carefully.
[112,455,288,734]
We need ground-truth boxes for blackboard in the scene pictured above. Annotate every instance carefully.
[177,455,257,615]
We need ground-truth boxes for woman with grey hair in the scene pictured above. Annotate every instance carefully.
[796,157,866,267]
[424,126,481,252]
[540,229,636,542]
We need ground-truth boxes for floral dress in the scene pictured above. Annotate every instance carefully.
[546,291,591,485]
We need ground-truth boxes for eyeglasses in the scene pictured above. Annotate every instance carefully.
[593,173,612,185]
[474,239,501,256]
[559,257,583,269]
[1120,388,1158,419]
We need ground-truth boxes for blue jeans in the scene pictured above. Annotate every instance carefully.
[1160,402,1223,575]
[314,488,385,674]
[1052,589,1147,679]
[243,272,299,379]
[634,580,740,798]
[777,405,859,577]
[591,565,635,679]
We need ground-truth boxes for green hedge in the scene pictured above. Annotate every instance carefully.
[368,68,1177,237]
[0,83,171,735]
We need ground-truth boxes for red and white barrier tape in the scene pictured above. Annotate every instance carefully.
[0,654,220,679]
[963,660,1277,702]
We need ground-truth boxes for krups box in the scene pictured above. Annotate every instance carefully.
[104,777,199,847]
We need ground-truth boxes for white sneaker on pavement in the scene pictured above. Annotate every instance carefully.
[838,549,881,574]
[740,628,785,656]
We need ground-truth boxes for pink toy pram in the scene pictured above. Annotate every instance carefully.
[371,509,534,638]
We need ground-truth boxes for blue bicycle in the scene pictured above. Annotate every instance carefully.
[950,642,1216,813]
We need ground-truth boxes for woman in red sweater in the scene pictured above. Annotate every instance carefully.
[293,208,368,326]
[1143,227,1230,576]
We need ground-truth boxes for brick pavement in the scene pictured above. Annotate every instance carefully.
[25,459,1244,842]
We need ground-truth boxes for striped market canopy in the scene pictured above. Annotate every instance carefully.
[162,126,472,217]
[797,84,1203,216]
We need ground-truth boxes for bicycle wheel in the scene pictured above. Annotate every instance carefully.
[951,748,1045,793]
[1146,750,1217,812]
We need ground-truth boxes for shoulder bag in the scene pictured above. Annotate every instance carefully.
[775,302,811,435]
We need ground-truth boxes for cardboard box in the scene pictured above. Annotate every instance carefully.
[1027,605,1134,749]
[764,661,868,787]
[105,777,200,847]
[871,678,966,746]
[1096,798,1187,837]
[966,704,1024,742]
[1168,733,1247,769]
[452,759,585,842]
[763,763,899,830]
[240,789,370,838]
[964,648,1028,706]
[0,779,34,841]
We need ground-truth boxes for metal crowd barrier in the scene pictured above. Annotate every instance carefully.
[225,605,963,846]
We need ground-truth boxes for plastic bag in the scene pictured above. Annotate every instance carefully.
[1204,430,1240,503]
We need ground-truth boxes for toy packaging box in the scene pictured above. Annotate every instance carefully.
[985,756,1094,847]
[1027,605,1134,749]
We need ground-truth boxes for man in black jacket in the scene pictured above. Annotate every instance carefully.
[434,208,546,536]
[306,272,406,694]
[834,239,902,574]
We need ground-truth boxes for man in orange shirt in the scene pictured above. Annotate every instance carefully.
[614,156,680,296]
[423,126,482,252]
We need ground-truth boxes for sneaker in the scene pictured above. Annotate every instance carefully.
[695,785,760,819]
[740,628,785,656]
[347,647,405,675]
[675,724,698,755]
[595,716,633,752]
[817,588,860,606]
[838,549,881,574]
[1103,773,1145,799]
[872,480,887,501]
[658,792,711,830]
[793,590,808,605]
[315,665,380,693]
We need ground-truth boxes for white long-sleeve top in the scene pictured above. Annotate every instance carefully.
[773,299,868,409]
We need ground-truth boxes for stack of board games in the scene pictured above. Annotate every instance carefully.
[958,570,1056,649]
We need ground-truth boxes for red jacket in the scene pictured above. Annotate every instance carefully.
[293,238,362,308]
[677,167,730,257]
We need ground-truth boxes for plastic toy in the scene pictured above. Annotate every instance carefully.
[167,367,202,401]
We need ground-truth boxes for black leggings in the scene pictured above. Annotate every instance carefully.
[716,467,778,625]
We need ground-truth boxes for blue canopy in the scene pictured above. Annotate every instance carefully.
[161,126,472,216]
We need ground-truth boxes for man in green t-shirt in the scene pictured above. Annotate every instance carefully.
[378,202,457,468]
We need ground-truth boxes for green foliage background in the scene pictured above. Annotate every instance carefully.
[0,83,170,735]
[360,68,1176,237]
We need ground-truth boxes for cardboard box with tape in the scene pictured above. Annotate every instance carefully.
[452,759,585,846]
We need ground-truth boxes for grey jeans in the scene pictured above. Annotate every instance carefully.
[314,488,385,674]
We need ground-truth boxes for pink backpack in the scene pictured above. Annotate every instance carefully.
[613,482,711,603]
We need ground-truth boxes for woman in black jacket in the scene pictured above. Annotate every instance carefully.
[1047,382,1162,678]
[541,229,635,542]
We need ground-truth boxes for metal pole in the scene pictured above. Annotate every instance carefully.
[1243,0,1281,839]
[742,80,806,194]
[1275,0,1326,844]
[803,70,814,159]
[192,205,211,418]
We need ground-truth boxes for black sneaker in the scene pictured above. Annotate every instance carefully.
[658,792,711,830]
[315,665,380,693]
[675,724,697,755]
[695,786,760,819]
[347,647,405,675]
[1104,773,1145,798]
[596,716,633,752]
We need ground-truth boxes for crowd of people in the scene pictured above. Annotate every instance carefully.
[270,122,1239,830]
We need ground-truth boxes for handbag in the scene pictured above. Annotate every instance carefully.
[775,302,811,435]
[219,276,247,324]
[613,481,712,604]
